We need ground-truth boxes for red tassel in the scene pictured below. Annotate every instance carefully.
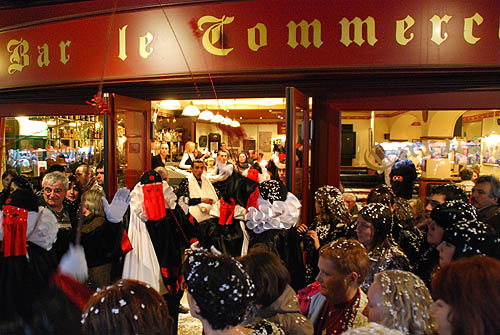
[219,198,236,225]
[246,188,260,210]
[51,273,92,311]
[120,229,132,255]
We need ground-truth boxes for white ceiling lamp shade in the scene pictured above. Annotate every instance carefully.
[198,109,214,121]
[159,100,181,110]
[222,117,233,125]
[182,102,201,116]
[231,120,240,127]
[211,114,224,123]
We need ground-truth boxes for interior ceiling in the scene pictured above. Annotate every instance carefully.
[154,98,287,120]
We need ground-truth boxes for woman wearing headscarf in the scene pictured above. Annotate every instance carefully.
[356,203,410,291]
[299,185,352,284]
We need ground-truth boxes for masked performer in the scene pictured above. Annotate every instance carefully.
[122,170,193,333]
[177,159,259,257]
[245,180,305,290]
[0,188,58,322]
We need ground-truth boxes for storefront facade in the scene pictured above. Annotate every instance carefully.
[1,0,500,207]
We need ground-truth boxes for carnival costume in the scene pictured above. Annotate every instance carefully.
[245,180,305,290]
[122,170,193,293]
[304,186,351,284]
[0,188,58,322]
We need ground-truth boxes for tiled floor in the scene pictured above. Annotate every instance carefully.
[177,291,203,335]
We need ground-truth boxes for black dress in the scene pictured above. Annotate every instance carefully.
[152,154,167,169]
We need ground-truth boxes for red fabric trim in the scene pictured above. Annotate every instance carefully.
[189,238,198,244]
[189,214,194,224]
[51,273,92,311]
[121,229,133,255]
[218,198,236,226]
[246,188,260,211]
[247,167,259,182]
[2,205,28,257]
[161,266,180,279]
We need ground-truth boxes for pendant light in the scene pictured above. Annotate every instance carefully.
[222,117,233,125]
[198,109,214,121]
[231,120,240,127]
[211,114,224,123]
[182,101,201,116]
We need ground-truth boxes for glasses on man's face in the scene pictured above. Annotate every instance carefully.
[44,187,64,195]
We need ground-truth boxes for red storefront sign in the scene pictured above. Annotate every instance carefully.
[0,0,499,89]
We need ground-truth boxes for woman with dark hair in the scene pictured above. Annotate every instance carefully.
[299,185,352,283]
[0,169,18,209]
[238,245,313,335]
[235,152,250,174]
[63,175,81,218]
[183,249,284,335]
[430,200,500,266]
[356,203,410,291]
[81,279,174,335]
[431,255,500,335]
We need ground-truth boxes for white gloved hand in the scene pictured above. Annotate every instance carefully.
[210,245,222,256]
[103,187,131,223]
[190,241,200,251]
[58,244,88,283]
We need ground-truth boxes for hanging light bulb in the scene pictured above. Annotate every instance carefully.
[223,117,233,125]
[182,102,201,116]
[198,110,214,121]
[211,114,224,123]
[231,120,240,127]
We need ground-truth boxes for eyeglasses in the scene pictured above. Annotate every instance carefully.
[97,172,105,175]
[44,187,64,195]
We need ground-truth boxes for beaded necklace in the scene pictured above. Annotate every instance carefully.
[317,290,361,335]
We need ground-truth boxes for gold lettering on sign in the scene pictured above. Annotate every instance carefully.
[286,19,323,49]
[139,32,154,58]
[7,39,30,74]
[248,23,267,51]
[339,16,378,46]
[464,12,483,44]
[37,43,50,67]
[429,14,452,45]
[395,15,415,46]
[118,25,128,61]
[59,40,71,64]
[198,15,234,56]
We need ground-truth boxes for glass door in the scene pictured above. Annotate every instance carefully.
[107,94,151,198]
[286,87,311,226]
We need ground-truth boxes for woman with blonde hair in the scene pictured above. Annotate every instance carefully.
[364,270,436,334]
[179,140,196,169]
[80,188,128,288]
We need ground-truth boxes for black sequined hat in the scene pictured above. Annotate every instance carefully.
[140,170,162,185]
[259,180,287,203]
[4,188,38,212]
[430,200,477,229]
[442,219,500,259]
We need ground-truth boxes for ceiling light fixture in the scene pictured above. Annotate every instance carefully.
[222,117,233,125]
[159,100,181,110]
[211,114,224,123]
[198,110,214,121]
[182,102,201,116]
[231,120,240,127]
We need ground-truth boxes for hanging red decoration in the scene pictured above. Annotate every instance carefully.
[189,17,202,38]
[85,91,110,115]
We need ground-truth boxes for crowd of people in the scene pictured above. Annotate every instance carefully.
[0,142,499,335]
